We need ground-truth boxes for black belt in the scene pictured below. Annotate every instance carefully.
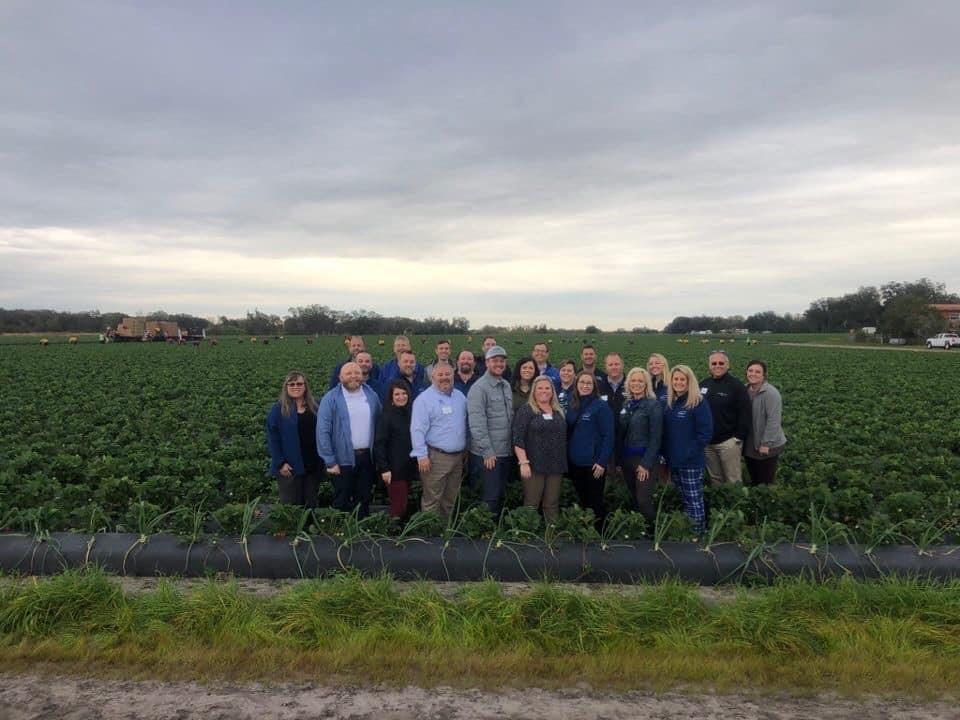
[428,446,465,455]
[354,448,370,455]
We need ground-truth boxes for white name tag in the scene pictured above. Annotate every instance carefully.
[600,395,608,401]
[543,413,553,420]
[441,405,453,415]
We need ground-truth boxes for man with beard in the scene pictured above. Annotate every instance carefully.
[316,362,382,517]
[328,335,379,389]
[453,349,479,395]
[410,362,468,519]
[467,345,514,514]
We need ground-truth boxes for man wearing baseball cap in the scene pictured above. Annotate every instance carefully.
[466,345,514,514]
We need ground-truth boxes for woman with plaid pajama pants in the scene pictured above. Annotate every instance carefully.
[662,364,714,535]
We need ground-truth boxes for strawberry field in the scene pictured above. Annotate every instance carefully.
[1,334,959,547]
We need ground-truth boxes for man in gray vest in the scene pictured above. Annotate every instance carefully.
[467,345,513,514]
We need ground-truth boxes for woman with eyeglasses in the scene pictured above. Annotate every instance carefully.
[743,360,786,485]
[265,370,323,507]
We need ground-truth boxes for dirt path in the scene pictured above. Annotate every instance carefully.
[777,342,952,353]
[0,674,954,720]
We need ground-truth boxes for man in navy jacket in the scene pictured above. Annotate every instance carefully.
[328,335,380,389]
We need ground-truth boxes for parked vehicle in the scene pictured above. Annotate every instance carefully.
[926,333,960,349]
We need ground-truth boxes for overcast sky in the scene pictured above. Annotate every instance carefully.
[1,1,958,329]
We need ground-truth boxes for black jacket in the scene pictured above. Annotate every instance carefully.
[596,374,626,460]
[596,375,626,418]
[699,372,752,444]
[373,405,418,482]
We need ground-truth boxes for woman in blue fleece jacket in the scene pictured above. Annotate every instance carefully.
[565,371,614,526]
[265,370,323,507]
[662,364,713,534]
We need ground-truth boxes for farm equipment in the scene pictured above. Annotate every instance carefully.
[107,317,206,343]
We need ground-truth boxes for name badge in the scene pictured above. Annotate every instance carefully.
[441,405,453,415]
[543,413,553,420]
[600,395,608,401]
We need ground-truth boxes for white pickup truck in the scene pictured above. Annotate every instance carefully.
[926,332,960,349]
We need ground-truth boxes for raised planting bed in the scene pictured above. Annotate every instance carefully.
[2,532,959,584]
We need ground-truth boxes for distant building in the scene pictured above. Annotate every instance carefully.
[930,304,960,330]
[861,326,877,335]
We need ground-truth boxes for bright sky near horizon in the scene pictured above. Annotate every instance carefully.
[1,1,958,329]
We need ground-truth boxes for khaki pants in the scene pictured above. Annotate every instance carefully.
[522,472,563,523]
[704,437,743,486]
[420,448,465,519]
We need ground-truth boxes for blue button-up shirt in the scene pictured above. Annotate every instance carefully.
[410,385,468,458]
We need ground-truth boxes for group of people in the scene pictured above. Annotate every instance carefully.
[265,335,787,533]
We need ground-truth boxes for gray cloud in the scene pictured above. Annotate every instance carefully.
[1,1,959,327]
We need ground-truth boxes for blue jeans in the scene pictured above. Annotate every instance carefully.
[475,454,511,516]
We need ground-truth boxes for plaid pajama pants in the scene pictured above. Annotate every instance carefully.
[671,467,706,534]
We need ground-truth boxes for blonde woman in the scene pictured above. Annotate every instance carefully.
[662,365,714,534]
[647,352,671,483]
[646,353,670,404]
[512,376,567,522]
[265,371,322,507]
[618,368,663,525]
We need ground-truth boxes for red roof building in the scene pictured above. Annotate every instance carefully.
[930,304,960,330]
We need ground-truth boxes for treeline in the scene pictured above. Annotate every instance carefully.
[2,278,955,338]
[664,279,958,340]
[0,305,470,337]
[0,309,211,334]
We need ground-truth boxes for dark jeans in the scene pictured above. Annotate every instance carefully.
[475,454,511,516]
[464,452,483,491]
[745,455,780,485]
[277,470,320,508]
[622,456,656,526]
[331,450,375,517]
[570,464,606,527]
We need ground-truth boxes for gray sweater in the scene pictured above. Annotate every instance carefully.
[467,372,514,458]
[745,382,786,459]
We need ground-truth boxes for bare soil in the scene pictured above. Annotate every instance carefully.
[777,342,945,352]
[0,674,955,720]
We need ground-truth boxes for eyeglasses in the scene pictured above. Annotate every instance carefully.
[709,361,727,366]
[286,381,305,387]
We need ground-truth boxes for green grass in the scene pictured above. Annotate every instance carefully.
[1,569,959,696]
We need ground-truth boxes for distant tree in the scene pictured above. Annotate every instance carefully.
[881,278,960,305]
[879,296,945,341]
[241,309,282,335]
[584,325,601,334]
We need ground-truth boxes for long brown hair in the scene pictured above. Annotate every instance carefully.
[278,370,318,417]
[569,370,599,410]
